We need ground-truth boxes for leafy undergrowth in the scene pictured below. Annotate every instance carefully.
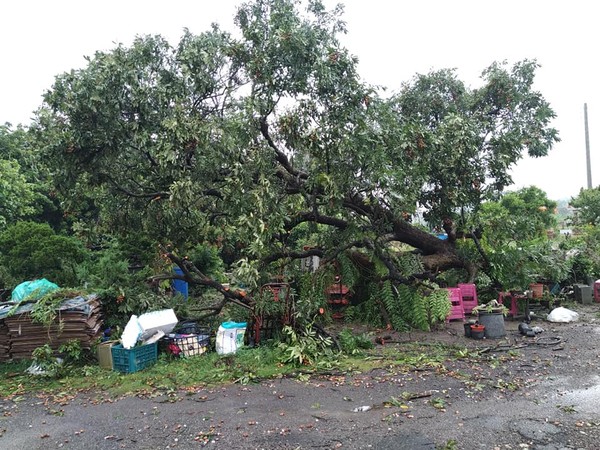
[0,341,478,400]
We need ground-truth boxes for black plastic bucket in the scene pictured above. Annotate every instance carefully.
[477,312,506,339]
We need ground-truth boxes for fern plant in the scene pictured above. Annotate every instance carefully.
[393,252,424,277]
[381,280,410,331]
[423,288,451,329]
[336,252,360,292]
[395,283,430,331]
[390,283,447,331]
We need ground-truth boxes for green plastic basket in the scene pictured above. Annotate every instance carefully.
[111,342,158,373]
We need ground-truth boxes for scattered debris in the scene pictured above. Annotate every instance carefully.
[353,405,371,412]
[26,358,63,376]
[401,391,434,401]
[519,323,536,337]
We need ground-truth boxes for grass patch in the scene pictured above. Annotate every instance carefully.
[0,345,293,399]
[0,340,479,400]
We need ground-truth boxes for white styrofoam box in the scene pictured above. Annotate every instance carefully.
[137,309,178,341]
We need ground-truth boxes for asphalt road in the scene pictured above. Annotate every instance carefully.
[2,305,600,450]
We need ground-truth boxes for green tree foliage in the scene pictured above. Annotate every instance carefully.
[556,225,600,285]
[570,187,600,226]
[476,187,563,290]
[0,124,65,231]
[0,125,37,229]
[74,241,175,327]
[479,186,557,244]
[392,63,558,226]
[0,221,88,287]
[31,0,559,321]
[0,159,36,229]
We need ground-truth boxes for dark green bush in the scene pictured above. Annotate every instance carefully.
[0,221,88,288]
[188,244,226,281]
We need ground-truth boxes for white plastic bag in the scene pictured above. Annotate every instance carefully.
[215,321,247,355]
[547,307,579,323]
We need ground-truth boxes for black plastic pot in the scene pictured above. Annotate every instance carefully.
[464,323,472,337]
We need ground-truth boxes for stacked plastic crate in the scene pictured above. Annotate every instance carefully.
[446,287,465,322]
[458,283,478,315]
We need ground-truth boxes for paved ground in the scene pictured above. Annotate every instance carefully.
[2,304,600,449]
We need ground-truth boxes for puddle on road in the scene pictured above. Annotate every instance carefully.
[554,375,600,414]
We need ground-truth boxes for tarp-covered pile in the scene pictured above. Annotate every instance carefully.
[0,294,102,360]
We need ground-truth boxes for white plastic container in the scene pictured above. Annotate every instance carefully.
[216,321,247,355]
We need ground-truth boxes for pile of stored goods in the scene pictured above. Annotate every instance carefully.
[0,279,249,374]
[0,321,9,361]
[0,280,103,360]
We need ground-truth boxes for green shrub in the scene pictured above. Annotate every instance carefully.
[337,328,374,355]
[0,221,88,287]
[30,340,92,378]
[76,243,173,328]
[188,244,226,281]
[278,324,336,366]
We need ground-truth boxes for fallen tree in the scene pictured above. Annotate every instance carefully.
[33,0,559,324]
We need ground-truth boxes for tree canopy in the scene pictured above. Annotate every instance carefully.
[475,186,561,291]
[0,125,36,228]
[570,187,600,226]
[31,0,560,315]
[478,186,557,244]
[0,123,64,231]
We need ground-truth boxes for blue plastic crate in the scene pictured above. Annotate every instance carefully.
[111,342,158,373]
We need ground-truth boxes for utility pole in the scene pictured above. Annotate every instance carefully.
[585,103,592,188]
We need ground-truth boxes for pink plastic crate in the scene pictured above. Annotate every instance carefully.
[594,281,600,302]
[458,283,478,314]
[498,292,519,317]
[446,287,465,321]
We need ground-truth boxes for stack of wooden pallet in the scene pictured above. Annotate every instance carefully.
[0,320,10,361]
[2,294,102,360]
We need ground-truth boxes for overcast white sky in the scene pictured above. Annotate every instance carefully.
[1,0,598,200]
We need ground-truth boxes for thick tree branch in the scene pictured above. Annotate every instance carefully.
[155,247,255,315]
[259,117,308,180]
[284,211,348,231]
